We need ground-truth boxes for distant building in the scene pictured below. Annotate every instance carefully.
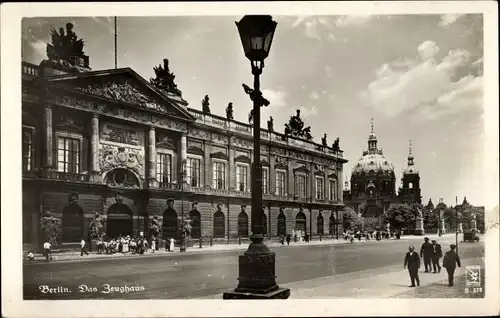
[343,120,422,230]
[22,23,348,250]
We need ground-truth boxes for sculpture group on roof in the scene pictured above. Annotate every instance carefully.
[150,58,183,98]
[46,23,89,68]
[284,109,313,141]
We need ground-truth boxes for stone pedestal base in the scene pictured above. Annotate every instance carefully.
[414,228,425,235]
[414,217,425,235]
[223,236,290,300]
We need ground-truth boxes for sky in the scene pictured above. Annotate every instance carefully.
[22,14,485,208]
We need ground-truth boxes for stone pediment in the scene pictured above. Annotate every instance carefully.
[34,68,194,122]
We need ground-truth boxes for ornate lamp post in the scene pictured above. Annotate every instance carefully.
[224,15,290,299]
[438,198,443,237]
[180,159,187,252]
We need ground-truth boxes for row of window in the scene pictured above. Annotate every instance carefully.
[22,128,338,200]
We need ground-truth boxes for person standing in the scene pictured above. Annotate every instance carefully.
[169,237,175,252]
[431,240,443,273]
[420,237,434,273]
[404,245,421,287]
[80,238,89,257]
[151,237,156,253]
[442,244,461,286]
[43,241,52,261]
[286,234,291,246]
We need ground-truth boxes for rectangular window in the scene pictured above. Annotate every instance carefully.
[262,167,269,194]
[156,153,172,184]
[316,177,324,200]
[276,170,286,195]
[296,174,307,198]
[57,136,80,173]
[187,157,201,187]
[236,164,248,192]
[22,127,33,171]
[212,161,226,189]
[329,179,337,201]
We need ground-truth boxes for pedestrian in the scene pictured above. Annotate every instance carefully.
[43,241,52,261]
[286,234,291,246]
[420,237,433,272]
[80,237,89,256]
[350,233,354,244]
[130,238,137,254]
[431,240,443,273]
[151,237,156,253]
[169,237,175,252]
[27,251,35,261]
[404,245,421,287]
[166,237,171,252]
[442,244,461,286]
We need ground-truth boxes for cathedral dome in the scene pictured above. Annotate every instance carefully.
[352,118,395,176]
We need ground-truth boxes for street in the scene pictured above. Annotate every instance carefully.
[24,237,484,299]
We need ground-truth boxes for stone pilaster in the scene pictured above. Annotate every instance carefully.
[204,142,211,187]
[90,114,101,182]
[229,144,236,190]
[269,154,275,195]
[310,163,315,200]
[324,168,329,201]
[180,134,187,183]
[147,127,157,187]
[338,167,343,202]
[287,159,294,199]
[43,106,53,170]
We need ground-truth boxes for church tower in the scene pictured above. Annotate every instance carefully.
[399,140,422,204]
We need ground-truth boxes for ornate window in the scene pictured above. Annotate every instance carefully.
[236,164,249,192]
[238,210,249,237]
[276,170,286,195]
[317,213,324,235]
[315,177,324,200]
[187,157,201,187]
[262,167,269,194]
[212,160,226,189]
[328,179,337,201]
[156,153,172,184]
[213,210,225,238]
[104,168,140,188]
[22,126,34,171]
[277,212,286,237]
[295,173,307,199]
[57,136,81,173]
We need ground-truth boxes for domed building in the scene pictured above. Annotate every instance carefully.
[343,119,422,230]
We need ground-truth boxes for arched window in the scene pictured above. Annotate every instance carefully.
[104,168,140,188]
[163,208,178,240]
[277,212,286,237]
[409,182,413,189]
[295,211,307,233]
[213,211,225,238]
[329,214,336,235]
[107,203,133,239]
[238,211,249,237]
[62,203,84,243]
[189,209,201,238]
[317,213,324,235]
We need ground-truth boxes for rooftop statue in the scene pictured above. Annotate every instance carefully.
[150,58,183,97]
[332,137,340,151]
[267,116,274,132]
[226,102,234,120]
[202,95,211,114]
[46,23,89,68]
[321,133,328,147]
[284,109,313,140]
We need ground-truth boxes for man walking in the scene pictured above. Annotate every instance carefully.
[43,241,52,262]
[420,237,434,272]
[431,240,443,273]
[80,237,89,257]
[404,245,421,287]
[443,244,461,286]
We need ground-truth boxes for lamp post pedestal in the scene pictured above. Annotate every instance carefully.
[223,235,290,299]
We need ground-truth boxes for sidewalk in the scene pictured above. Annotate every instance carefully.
[25,233,459,264]
[200,257,481,299]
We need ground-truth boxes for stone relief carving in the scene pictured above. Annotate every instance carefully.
[275,157,288,170]
[188,128,210,140]
[233,138,253,149]
[55,115,84,131]
[101,122,140,146]
[211,133,228,144]
[99,145,145,178]
[55,95,187,132]
[156,134,175,149]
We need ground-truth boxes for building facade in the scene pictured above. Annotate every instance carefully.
[343,120,422,230]
[22,24,348,249]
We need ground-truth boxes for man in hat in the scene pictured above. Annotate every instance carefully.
[420,237,434,273]
[404,245,421,287]
[431,239,443,273]
[442,244,461,286]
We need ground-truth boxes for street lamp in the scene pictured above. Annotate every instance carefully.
[438,198,443,237]
[224,15,290,299]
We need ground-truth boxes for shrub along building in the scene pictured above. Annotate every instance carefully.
[22,23,348,250]
[343,119,422,230]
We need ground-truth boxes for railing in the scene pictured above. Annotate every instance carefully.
[187,108,344,159]
[22,62,39,77]
[46,171,89,182]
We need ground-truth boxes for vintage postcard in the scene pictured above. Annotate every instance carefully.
[1,1,499,317]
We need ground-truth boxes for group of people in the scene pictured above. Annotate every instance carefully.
[343,230,396,243]
[404,237,461,287]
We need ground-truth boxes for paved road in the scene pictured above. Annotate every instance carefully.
[24,237,484,299]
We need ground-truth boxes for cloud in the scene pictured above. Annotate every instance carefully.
[299,106,318,118]
[362,40,482,119]
[91,17,114,33]
[417,40,440,60]
[261,89,287,108]
[29,39,47,62]
[291,16,335,40]
[335,15,373,27]
[309,91,320,100]
[439,14,465,27]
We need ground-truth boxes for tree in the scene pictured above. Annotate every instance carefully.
[382,203,418,232]
[40,212,62,248]
[423,204,438,231]
[443,207,461,231]
[342,206,363,231]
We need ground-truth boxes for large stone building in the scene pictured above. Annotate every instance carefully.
[22,23,347,250]
[343,120,422,229]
